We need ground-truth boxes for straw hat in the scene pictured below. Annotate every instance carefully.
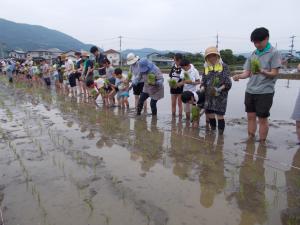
[60,54,67,60]
[81,51,89,57]
[204,46,220,59]
[127,53,139,65]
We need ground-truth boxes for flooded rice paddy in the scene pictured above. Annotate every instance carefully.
[0,76,299,225]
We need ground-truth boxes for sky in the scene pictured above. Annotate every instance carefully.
[0,0,299,53]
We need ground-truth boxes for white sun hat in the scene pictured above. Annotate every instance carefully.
[126,53,139,65]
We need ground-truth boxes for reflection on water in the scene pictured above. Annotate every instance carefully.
[0,79,299,225]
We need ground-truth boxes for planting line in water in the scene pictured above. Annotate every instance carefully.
[173,132,300,171]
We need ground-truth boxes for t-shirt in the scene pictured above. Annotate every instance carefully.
[180,64,201,92]
[244,45,281,94]
[96,53,108,75]
[65,59,74,76]
[41,64,50,78]
[94,78,105,89]
[130,62,143,83]
[106,66,115,79]
[169,64,182,82]
[83,59,94,77]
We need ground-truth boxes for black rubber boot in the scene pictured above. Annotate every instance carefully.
[209,118,217,131]
[218,119,225,135]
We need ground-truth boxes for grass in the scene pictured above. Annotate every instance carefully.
[287,216,300,225]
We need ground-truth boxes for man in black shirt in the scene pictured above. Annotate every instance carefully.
[90,46,108,76]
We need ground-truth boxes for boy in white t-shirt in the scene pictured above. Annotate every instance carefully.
[177,59,201,121]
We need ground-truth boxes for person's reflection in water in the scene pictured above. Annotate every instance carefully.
[131,117,164,173]
[237,141,267,225]
[199,133,226,208]
[170,116,192,180]
[280,148,300,225]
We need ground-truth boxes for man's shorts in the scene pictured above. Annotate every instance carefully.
[245,92,274,118]
[133,82,144,96]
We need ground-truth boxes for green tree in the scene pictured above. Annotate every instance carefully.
[220,49,235,65]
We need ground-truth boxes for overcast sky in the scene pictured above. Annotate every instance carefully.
[1,0,299,53]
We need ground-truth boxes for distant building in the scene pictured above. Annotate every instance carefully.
[63,50,79,61]
[8,50,26,59]
[48,48,64,59]
[25,48,64,62]
[104,49,120,66]
[147,53,173,67]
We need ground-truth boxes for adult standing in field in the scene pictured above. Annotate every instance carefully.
[74,52,84,95]
[169,53,184,117]
[127,53,147,111]
[82,51,94,97]
[41,59,51,87]
[90,46,107,76]
[233,27,282,143]
[291,89,300,145]
[135,58,164,116]
[6,60,14,83]
[65,56,76,97]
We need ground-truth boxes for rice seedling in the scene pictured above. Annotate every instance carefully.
[147,74,156,85]
[250,58,261,74]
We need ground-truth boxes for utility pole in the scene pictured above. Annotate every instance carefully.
[118,35,122,67]
[216,33,219,49]
[289,35,296,57]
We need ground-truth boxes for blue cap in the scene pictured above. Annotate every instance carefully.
[138,58,154,73]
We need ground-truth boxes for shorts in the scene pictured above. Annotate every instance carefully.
[44,77,51,86]
[117,91,129,99]
[74,72,81,81]
[26,74,32,80]
[58,73,63,83]
[245,92,274,118]
[133,82,144,95]
[68,73,77,88]
[205,109,225,116]
[170,86,183,95]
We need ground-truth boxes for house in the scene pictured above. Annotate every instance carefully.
[25,48,65,63]
[104,49,120,66]
[63,50,79,61]
[8,50,26,59]
[26,49,52,60]
[147,53,173,67]
[48,48,64,59]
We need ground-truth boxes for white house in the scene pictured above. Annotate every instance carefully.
[26,49,52,60]
[104,49,120,66]
[48,48,64,59]
[63,50,79,61]
[8,50,26,59]
[26,48,64,61]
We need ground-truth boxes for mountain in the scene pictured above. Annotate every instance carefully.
[121,48,188,58]
[0,18,92,52]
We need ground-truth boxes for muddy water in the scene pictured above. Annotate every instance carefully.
[0,77,299,225]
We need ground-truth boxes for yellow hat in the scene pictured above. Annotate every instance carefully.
[204,46,220,59]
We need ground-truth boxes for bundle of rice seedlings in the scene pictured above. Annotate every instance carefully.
[147,73,156,85]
